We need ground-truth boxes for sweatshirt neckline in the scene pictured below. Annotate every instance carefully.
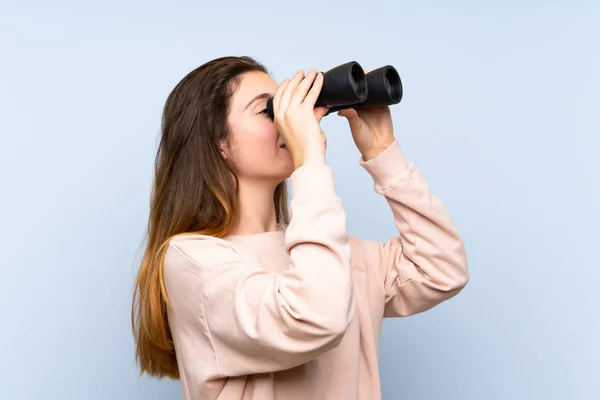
[224,224,287,246]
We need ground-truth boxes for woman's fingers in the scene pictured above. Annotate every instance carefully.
[272,79,290,115]
[277,70,304,115]
[290,68,318,106]
[303,71,324,108]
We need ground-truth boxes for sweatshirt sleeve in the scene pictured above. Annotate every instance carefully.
[358,140,469,317]
[163,163,355,378]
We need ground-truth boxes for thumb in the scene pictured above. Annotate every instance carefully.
[337,108,361,128]
[314,106,330,122]
[337,107,359,120]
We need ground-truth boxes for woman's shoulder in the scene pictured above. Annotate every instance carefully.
[165,233,243,274]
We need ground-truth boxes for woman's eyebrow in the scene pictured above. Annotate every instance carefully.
[244,93,272,110]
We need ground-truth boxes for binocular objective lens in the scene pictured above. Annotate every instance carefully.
[385,69,401,101]
[350,64,367,98]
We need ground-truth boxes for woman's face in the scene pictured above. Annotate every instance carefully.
[222,71,294,183]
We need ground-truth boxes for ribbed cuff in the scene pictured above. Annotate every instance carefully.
[290,163,337,199]
[359,140,413,190]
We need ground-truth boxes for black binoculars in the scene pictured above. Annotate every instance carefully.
[265,61,402,120]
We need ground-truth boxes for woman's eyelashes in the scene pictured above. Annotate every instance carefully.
[257,108,268,116]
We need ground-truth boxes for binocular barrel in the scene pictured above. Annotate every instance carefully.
[265,61,402,120]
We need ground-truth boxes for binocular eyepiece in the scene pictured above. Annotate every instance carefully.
[265,61,402,120]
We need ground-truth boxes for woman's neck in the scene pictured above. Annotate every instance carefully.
[231,178,280,235]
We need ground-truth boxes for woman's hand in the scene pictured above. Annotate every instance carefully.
[272,68,330,169]
[337,105,396,161]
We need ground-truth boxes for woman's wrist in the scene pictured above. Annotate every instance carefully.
[295,151,325,169]
[293,140,326,169]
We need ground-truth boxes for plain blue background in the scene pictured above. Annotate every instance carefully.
[1,1,598,399]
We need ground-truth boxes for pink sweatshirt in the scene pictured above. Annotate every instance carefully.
[163,140,469,400]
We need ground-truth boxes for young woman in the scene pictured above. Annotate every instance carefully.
[132,56,469,400]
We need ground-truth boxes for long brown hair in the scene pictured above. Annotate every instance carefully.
[131,56,290,379]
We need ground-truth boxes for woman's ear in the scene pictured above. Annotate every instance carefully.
[219,138,230,160]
